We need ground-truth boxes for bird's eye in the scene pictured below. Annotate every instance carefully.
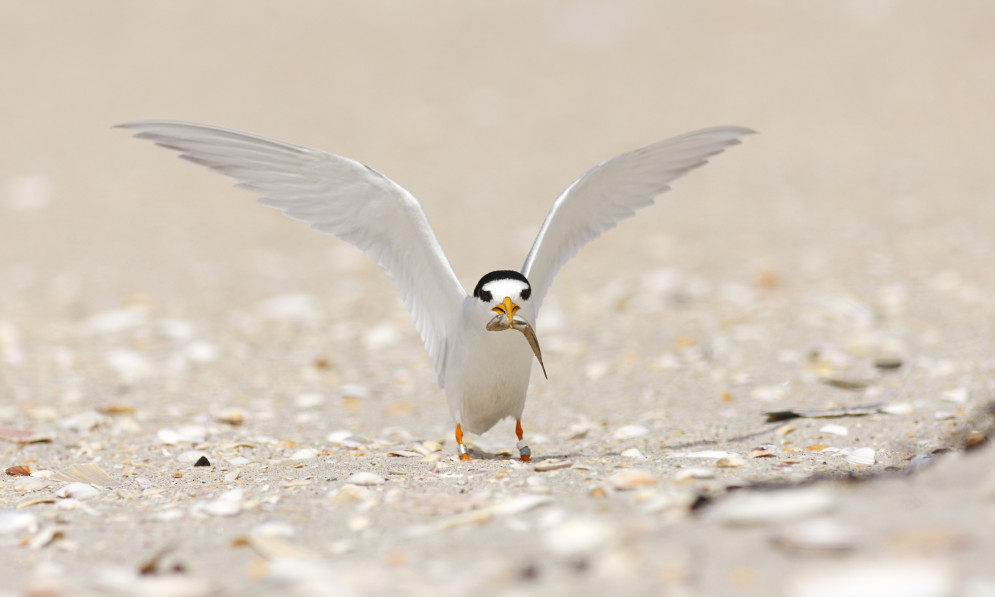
[520,287,531,300]
[478,290,493,302]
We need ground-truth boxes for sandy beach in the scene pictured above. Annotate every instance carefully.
[1,2,994,595]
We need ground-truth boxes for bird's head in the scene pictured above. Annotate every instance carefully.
[472,270,532,326]
[472,270,547,378]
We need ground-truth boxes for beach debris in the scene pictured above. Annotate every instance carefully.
[608,469,658,490]
[846,448,876,466]
[621,448,647,460]
[0,510,39,535]
[534,459,573,471]
[706,487,837,526]
[328,484,372,505]
[673,468,715,482]
[765,404,883,422]
[289,448,320,461]
[784,558,957,597]
[345,472,385,486]
[193,456,211,467]
[716,455,746,468]
[543,517,614,559]
[387,493,484,516]
[819,424,849,436]
[0,427,51,443]
[771,517,861,553]
[157,426,208,445]
[190,489,244,517]
[941,387,969,404]
[13,477,52,492]
[55,483,101,500]
[613,425,648,440]
[748,446,777,458]
[407,495,551,536]
[52,463,117,486]
[214,408,247,426]
[6,465,31,476]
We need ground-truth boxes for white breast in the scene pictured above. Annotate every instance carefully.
[444,296,536,434]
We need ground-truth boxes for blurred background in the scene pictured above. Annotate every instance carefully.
[1,1,993,433]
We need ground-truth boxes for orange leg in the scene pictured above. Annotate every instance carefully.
[455,424,470,461]
[516,420,531,462]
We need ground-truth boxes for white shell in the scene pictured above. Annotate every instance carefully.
[608,469,658,490]
[785,558,956,597]
[613,425,649,440]
[543,518,614,558]
[819,424,849,436]
[847,447,876,466]
[770,517,861,552]
[345,472,385,486]
[0,511,39,535]
[55,482,101,500]
[707,487,837,526]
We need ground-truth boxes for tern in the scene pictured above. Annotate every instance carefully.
[119,120,752,461]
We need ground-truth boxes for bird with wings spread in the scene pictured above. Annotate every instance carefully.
[119,120,752,461]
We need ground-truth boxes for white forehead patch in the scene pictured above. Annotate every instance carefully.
[481,278,529,302]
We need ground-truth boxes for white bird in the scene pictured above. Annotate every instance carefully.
[118,120,753,461]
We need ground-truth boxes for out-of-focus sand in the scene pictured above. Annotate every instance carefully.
[1,3,994,596]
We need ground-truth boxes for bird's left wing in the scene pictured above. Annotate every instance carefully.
[118,120,466,385]
[522,126,753,310]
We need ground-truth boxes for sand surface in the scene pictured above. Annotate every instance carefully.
[1,2,994,596]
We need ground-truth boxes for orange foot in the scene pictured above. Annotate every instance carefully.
[520,454,531,463]
[456,424,470,461]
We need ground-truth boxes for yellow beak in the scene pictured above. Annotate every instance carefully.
[491,296,520,329]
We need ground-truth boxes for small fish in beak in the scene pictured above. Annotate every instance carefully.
[487,300,547,379]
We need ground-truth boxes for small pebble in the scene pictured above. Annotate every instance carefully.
[621,448,647,460]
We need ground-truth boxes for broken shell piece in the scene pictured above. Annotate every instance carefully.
[190,488,244,517]
[13,477,51,492]
[608,469,658,490]
[673,467,715,482]
[0,511,39,535]
[55,483,100,500]
[6,465,31,476]
[771,517,861,553]
[819,424,849,436]
[534,459,573,472]
[716,455,746,468]
[706,487,837,526]
[613,425,649,440]
[215,408,247,425]
[784,558,957,597]
[345,472,385,486]
[847,447,876,466]
[543,518,614,559]
[51,463,117,486]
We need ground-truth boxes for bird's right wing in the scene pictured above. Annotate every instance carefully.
[521,126,753,310]
[118,120,466,385]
